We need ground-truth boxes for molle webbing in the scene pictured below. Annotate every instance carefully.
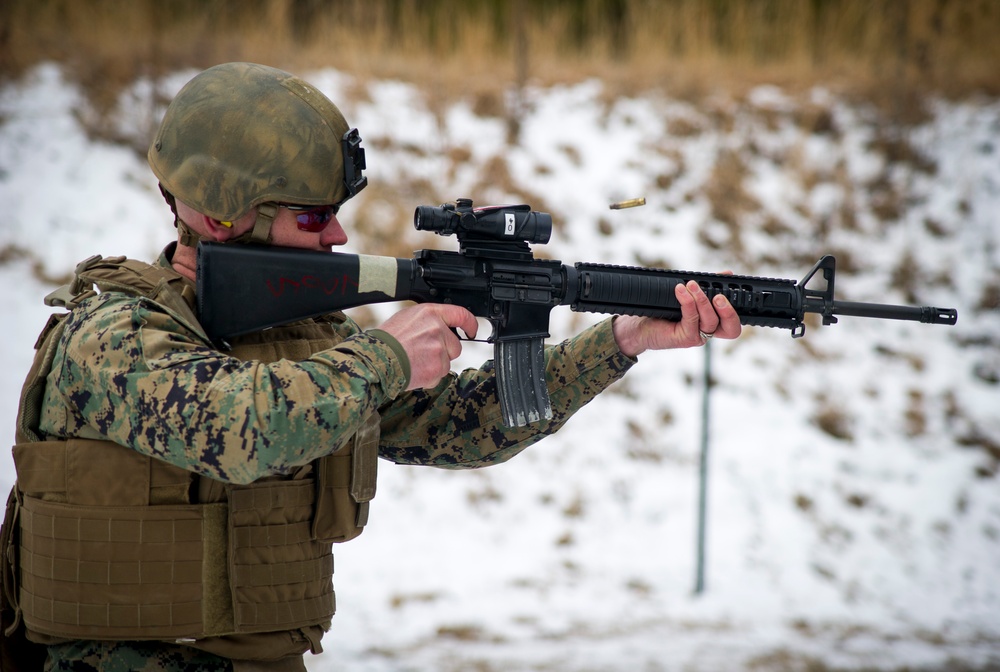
[14,469,335,641]
[228,481,334,631]
[18,496,211,639]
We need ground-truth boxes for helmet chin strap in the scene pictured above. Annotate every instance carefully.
[175,216,206,247]
[242,203,278,244]
[174,202,279,247]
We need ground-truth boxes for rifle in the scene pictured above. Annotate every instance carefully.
[197,198,958,428]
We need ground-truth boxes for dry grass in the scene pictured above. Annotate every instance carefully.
[701,147,759,257]
[811,395,855,442]
[977,279,1000,313]
[3,0,1000,116]
[889,249,923,304]
[0,243,72,284]
[905,389,927,438]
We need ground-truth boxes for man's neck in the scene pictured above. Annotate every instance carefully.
[170,241,197,282]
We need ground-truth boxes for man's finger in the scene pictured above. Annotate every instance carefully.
[711,294,742,339]
[434,304,479,341]
[674,282,704,346]
[686,280,721,334]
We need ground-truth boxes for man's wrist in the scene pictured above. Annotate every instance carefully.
[366,328,412,390]
[612,315,646,359]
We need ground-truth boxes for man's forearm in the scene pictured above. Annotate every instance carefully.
[376,318,634,468]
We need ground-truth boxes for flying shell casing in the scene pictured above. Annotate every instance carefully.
[609,197,646,210]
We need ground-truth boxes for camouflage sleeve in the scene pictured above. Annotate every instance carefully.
[39,292,408,485]
[376,318,636,468]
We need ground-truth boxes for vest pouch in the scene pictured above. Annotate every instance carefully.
[226,479,335,633]
[16,495,218,641]
[12,438,194,507]
[312,412,380,544]
[14,481,336,650]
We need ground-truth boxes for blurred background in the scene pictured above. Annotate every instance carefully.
[4,0,1000,139]
[2,2,999,671]
[4,0,1000,266]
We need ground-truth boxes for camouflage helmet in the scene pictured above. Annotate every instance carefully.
[148,62,366,242]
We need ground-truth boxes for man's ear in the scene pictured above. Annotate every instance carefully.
[205,216,236,241]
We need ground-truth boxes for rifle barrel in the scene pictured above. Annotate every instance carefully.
[807,299,959,325]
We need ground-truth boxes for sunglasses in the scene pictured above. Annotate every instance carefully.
[281,203,340,232]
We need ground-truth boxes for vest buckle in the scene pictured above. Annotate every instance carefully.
[44,254,103,309]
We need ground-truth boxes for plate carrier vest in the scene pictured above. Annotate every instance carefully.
[1,254,379,663]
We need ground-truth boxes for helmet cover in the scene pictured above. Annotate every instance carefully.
[148,62,354,221]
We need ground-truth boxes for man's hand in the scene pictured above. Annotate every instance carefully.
[377,304,479,390]
[613,280,742,357]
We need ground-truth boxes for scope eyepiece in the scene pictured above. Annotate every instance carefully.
[414,204,460,234]
[413,199,552,244]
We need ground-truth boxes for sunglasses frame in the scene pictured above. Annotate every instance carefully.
[280,203,340,232]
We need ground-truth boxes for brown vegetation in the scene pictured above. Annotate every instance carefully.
[2,0,999,114]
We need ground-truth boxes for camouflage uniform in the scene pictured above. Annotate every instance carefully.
[27,245,635,671]
[40,248,634,476]
[44,640,229,672]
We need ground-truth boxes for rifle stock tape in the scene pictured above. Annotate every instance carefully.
[357,255,398,296]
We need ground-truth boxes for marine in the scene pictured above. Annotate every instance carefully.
[1,62,741,671]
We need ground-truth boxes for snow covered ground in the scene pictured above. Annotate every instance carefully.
[1,63,998,670]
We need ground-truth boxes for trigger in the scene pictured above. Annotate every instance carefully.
[452,318,494,343]
[479,316,498,343]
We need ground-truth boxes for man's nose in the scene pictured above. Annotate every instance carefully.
[322,217,349,246]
